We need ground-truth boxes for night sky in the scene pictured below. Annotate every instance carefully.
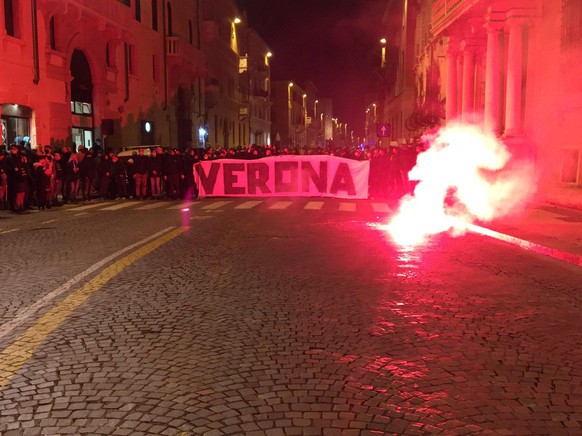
[234,0,386,136]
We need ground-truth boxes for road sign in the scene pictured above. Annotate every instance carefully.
[376,123,391,137]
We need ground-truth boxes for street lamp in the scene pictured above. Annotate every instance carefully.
[233,17,242,24]
[380,37,387,68]
[288,82,294,145]
[302,94,308,147]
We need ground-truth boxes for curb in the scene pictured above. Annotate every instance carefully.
[468,224,582,268]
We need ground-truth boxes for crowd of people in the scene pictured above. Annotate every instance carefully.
[0,142,423,213]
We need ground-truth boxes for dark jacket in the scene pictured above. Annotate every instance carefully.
[162,154,182,176]
[64,159,80,181]
[110,159,126,178]
[5,153,29,183]
[97,157,111,178]
[147,155,162,176]
[79,155,97,179]
[133,154,148,174]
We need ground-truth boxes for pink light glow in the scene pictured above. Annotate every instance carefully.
[181,207,190,212]
[387,123,535,246]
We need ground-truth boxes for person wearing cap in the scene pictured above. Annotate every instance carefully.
[0,151,8,210]
[5,144,29,212]
[133,148,148,200]
[34,155,52,209]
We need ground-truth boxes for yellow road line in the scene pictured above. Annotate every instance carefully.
[0,227,186,392]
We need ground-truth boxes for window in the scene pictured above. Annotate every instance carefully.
[135,0,141,21]
[152,55,159,83]
[214,115,218,142]
[106,43,111,67]
[561,149,580,183]
[118,0,130,6]
[4,0,15,37]
[152,0,158,31]
[167,1,173,36]
[49,16,56,50]
[128,44,136,75]
[562,0,582,48]
[71,101,93,115]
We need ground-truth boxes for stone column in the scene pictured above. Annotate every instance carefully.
[457,54,464,118]
[446,40,459,123]
[484,20,503,134]
[462,46,476,121]
[505,17,527,135]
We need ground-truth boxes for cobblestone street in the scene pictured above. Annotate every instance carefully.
[0,199,581,435]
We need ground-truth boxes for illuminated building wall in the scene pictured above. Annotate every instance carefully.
[201,0,246,149]
[0,0,206,151]
[271,80,306,148]
[239,28,272,146]
[428,0,582,204]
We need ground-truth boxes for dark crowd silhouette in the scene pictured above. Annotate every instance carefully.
[0,141,425,214]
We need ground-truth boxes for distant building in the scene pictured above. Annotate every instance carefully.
[271,80,306,148]
[238,27,272,147]
[201,0,245,149]
[318,99,333,145]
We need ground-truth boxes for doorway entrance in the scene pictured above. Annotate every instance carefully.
[70,49,94,150]
[1,104,32,150]
[72,127,93,151]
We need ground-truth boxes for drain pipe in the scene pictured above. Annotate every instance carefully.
[124,43,130,102]
[162,1,168,110]
[31,0,40,84]
[197,0,202,117]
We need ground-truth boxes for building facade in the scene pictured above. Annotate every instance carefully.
[382,0,582,206]
[432,0,582,205]
[201,0,246,149]
[1,0,208,152]
[271,80,304,149]
[1,0,274,153]
[238,26,272,147]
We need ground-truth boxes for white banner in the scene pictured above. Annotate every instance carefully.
[194,155,369,199]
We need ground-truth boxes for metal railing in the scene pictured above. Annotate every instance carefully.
[432,0,480,33]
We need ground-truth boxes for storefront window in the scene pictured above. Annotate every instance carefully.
[1,104,31,149]
[561,149,580,183]
[71,101,92,115]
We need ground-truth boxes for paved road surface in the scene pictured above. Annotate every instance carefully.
[0,199,580,435]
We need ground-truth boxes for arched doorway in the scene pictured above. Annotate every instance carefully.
[70,49,94,151]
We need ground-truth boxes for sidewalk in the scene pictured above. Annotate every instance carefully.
[473,203,582,267]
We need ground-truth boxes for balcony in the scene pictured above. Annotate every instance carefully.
[431,0,482,35]
[38,0,132,29]
[166,36,206,76]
